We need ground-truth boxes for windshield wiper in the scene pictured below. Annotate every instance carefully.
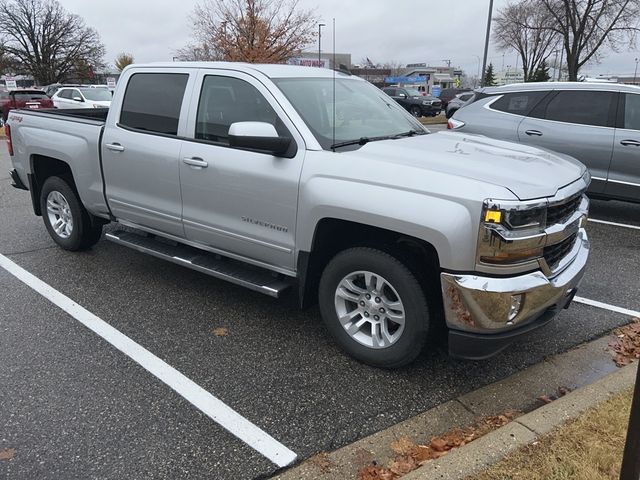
[331,130,425,150]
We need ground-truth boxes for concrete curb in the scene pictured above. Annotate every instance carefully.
[404,362,637,479]
[273,335,631,480]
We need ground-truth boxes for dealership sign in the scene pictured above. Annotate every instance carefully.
[384,75,428,84]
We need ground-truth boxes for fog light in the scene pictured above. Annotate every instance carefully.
[508,294,523,323]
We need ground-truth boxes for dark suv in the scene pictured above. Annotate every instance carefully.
[382,87,442,117]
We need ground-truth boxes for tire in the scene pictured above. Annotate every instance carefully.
[409,105,422,117]
[318,247,430,368]
[40,176,103,251]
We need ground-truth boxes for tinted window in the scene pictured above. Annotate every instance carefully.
[12,92,48,101]
[57,89,71,99]
[490,91,547,115]
[383,88,396,96]
[120,73,188,135]
[459,93,474,102]
[545,90,614,127]
[196,76,282,145]
[624,93,640,130]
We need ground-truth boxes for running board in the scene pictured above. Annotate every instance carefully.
[105,229,292,298]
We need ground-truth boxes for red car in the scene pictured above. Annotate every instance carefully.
[1,88,54,122]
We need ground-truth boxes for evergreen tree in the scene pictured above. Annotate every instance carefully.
[531,60,551,82]
[483,63,497,86]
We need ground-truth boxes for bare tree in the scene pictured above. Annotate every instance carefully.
[494,0,559,82]
[173,42,220,62]
[0,0,105,85]
[183,0,318,63]
[382,60,404,76]
[539,0,640,81]
[115,52,135,72]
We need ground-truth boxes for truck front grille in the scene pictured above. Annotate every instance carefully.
[544,233,577,270]
[546,195,582,226]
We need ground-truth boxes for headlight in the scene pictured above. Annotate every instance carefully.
[422,100,433,105]
[478,200,547,267]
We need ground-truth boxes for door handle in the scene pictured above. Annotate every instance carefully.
[183,157,208,168]
[105,143,125,152]
[620,139,640,147]
[525,130,543,137]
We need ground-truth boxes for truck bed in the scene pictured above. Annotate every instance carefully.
[14,107,109,123]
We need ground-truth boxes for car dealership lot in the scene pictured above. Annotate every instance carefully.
[0,147,639,479]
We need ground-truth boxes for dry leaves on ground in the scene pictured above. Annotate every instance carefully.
[537,386,574,405]
[308,452,333,473]
[357,411,519,480]
[608,318,640,367]
[0,448,16,461]
[212,327,229,337]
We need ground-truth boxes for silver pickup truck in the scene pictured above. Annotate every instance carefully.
[6,62,590,368]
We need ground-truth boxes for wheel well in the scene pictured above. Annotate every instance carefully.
[29,155,74,216]
[298,219,442,316]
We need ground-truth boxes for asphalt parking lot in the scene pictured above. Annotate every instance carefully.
[1,146,639,480]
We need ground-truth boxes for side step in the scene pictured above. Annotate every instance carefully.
[105,229,292,298]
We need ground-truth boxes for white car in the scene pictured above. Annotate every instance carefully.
[52,87,112,109]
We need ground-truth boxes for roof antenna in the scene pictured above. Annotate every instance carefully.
[332,17,336,152]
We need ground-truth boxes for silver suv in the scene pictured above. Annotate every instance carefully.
[450,82,640,203]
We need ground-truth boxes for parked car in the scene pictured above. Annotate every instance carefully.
[445,91,475,119]
[382,87,442,117]
[449,82,640,203]
[1,88,54,122]
[439,88,472,109]
[7,63,589,367]
[52,87,112,109]
[42,83,81,97]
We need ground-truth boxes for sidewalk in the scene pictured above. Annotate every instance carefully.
[273,333,634,480]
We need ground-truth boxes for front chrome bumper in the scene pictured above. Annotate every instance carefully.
[441,228,589,337]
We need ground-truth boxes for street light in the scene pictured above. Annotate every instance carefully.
[480,0,494,87]
[318,23,326,66]
[634,58,639,85]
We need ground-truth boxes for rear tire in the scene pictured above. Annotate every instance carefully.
[40,176,103,251]
[318,247,430,368]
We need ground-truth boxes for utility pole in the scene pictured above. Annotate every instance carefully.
[558,49,564,81]
[620,363,640,480]
[318,23,326,66]
[480,0,494,87]
[442,59,452,68]
[634,58,639,85]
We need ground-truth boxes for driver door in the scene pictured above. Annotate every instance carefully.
[179,70,305,271]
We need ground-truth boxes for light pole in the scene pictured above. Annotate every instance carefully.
[480,0,495,87]
[634,58,639,85]
[474,55,481,87]
[318,23,326,66]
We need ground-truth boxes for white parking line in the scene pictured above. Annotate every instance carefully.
[574,296,640,318]
[0,253,297,468]
[588,218,640,231]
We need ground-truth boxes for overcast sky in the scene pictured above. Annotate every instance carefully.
[57,0,639,77]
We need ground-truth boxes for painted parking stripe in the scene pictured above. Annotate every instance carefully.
[588,218,640,231]
[0,253,297,468]
[574,296,640,318]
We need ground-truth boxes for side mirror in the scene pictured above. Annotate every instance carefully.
[398,93,407,98]
[73,96,83,102]
[228,121,292,157]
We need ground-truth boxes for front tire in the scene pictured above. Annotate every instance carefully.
[319,247,430,368]
[40,176,103,251]
[409,105,422,117]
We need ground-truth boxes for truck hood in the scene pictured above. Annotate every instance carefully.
[343,131,586,200]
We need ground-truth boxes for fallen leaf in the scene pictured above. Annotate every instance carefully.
[212,327,229,337]
[389,455,417,475]
[390,437,415,456]
[430,438,448,452]
[557,386,573,397]
[0,448,16,461]
[538,395,554,404]
[309,452,333,473]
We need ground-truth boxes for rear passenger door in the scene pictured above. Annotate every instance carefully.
[605,92,640,201]
[517,90,617,194]
[102,70,195,237]
[478,91,549,143]
[179,70,305,272]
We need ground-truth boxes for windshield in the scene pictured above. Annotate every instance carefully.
[404,88,422,97]
[273,78,425,151]
[80,88,112,101]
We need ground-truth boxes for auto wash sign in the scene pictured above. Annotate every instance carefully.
[384,75,428,84]
[288,58,328,68]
